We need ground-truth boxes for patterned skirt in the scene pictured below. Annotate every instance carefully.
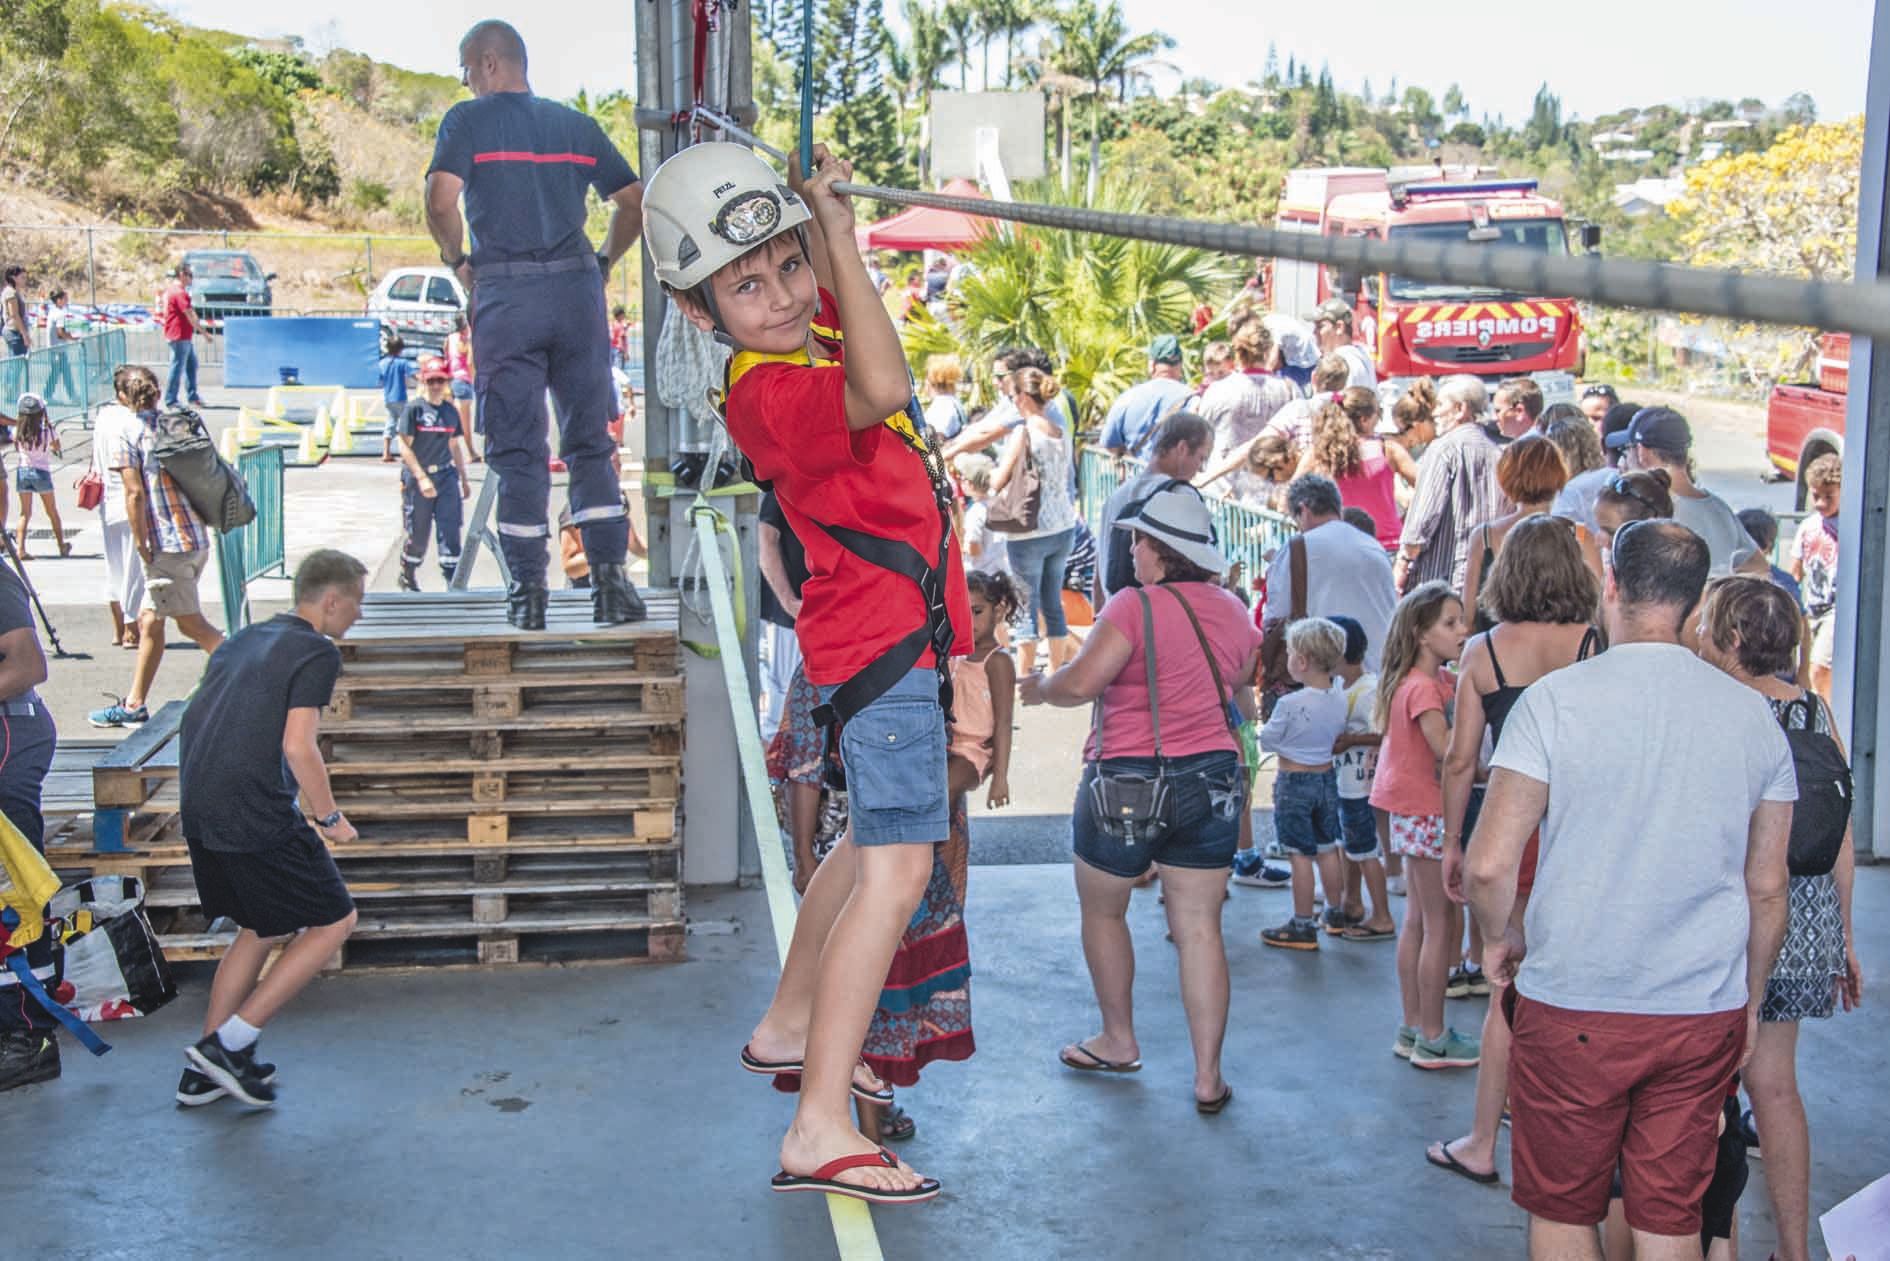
[1761,873,1846,1023]
[769,798,976,1095]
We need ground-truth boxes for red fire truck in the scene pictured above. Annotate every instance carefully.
[1270,168,1595,407]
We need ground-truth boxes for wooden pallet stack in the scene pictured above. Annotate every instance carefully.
[49,588,687,972]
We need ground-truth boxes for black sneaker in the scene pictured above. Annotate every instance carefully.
[176,1058,276,1106]
[396,566,420,592]
[1445,964,1474,999]
[1260,919,1321,951]
[185,1035,276,1107]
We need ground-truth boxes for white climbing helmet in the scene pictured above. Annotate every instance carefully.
[642,142,813,292]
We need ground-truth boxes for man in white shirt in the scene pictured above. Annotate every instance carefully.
[1264,475,1397,672]
[1465,519,1793,1259]
[1310,298,1376,390]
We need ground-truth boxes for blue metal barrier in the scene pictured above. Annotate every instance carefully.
[0,330,127,426]
[215,444,287,634]
[1078,445,1294,590]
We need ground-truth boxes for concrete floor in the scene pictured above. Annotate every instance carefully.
[7,861,1887,1258]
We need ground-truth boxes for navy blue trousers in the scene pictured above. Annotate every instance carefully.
[470,265,627,585]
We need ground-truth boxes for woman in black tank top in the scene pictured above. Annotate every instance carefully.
[1426,516,1602,1186]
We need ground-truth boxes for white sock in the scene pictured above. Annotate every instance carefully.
[215,1015,261,1052]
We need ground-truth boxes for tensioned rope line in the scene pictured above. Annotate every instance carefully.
[689,104,1890,342]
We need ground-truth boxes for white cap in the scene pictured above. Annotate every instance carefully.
[641,143,813,291]
[15,392,45,415]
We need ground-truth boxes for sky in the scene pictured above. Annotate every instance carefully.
[164,0,1878,125]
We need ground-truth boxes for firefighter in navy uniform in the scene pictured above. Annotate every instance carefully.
[424,19,646,628]
[395,357,471,590]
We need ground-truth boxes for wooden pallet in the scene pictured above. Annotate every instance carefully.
[341,588,682,647]
[321,726,683,774]
[91,700,186,809]
[325,671,684,724]
[156,921,685,971]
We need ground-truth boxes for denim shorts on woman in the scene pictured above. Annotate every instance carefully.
[1072,749,1243,878]
[819,666,950,846]
[14,466,51,495]
[1272,769,1342,857]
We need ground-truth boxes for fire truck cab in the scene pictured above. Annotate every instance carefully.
[1271,167,1587,410]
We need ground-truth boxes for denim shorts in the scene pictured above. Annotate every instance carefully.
[819,667,949,846]
[14,466,51,494]
[1072,749,1243,878]
[1272,769,1342,857]
[450,380,474,400]
[1338,794,1381,860]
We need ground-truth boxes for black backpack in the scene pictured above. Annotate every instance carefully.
[149,406,255,532]
[1778,697,1852,877]
[1103,477,1189,597]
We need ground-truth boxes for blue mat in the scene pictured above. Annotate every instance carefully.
[224,318,382,390]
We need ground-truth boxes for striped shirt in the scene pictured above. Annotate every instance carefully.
[108,411,209,553]
[1398,420,1510,590]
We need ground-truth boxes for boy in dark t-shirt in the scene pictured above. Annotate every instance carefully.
[394,357,470,590]
[175,549,368,1108]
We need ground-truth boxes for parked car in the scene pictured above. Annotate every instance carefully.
[1766,332,1848,509]
[366,267,467,353]
[183,249,275,322]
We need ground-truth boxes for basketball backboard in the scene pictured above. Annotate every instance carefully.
[929,91,1047,181]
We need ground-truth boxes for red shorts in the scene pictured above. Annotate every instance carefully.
[1506,994,1746,1237]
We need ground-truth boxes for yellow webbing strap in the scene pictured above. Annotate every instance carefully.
[686,503,884,1261]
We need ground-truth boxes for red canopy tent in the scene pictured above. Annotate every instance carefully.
[854,179,992,252]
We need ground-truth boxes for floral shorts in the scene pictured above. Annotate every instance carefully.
[1389,812,1445,861]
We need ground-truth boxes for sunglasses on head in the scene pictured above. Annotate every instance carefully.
[1582,384,1617,399]
[1607,475,1661,513]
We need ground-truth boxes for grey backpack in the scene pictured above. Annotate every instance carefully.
[149,406,254,531]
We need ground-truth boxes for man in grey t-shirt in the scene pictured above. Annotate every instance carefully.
[1465,520,1794,1254]
[1094,412,1210,604]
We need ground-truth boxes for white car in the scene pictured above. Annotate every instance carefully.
[365,267,467,353]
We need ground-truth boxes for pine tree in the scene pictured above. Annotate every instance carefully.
[1262,42,1280,89]
[1285,53,1296,85]
[820,0,913,194]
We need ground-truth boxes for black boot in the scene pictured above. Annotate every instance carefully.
[0,1028,61,1092]
[591,563,647,624]
[506,581,548,630]
[396,564,419,592]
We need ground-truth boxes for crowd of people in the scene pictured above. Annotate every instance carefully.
[733,170,1865,1249]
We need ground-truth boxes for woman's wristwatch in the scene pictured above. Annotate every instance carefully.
[316,809,344,828]
[441,247,468,269]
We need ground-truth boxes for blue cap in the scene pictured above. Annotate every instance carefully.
[1604,405,1691,453]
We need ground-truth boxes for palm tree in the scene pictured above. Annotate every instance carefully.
[887,0,952,178]
[978,0,1033,89]
[904,176,1238,421]
[1042,0,1173,203]
[940,0,978,92]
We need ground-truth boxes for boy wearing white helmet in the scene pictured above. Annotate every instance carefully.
[644,142,967,1205]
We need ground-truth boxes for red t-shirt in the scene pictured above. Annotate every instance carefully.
[1368,669,1456,817]
[161,284,194,342]
[724,291,971,687]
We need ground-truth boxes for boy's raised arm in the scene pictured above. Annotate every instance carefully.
[798,151,911,431]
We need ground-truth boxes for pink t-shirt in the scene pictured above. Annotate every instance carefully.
[1333,439,1404,549]
[1368,669,1455,817]
[1087,582,1262,760]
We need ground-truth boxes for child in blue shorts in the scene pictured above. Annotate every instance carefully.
[1258,617,1350,951]
[643,141,968,1205]
[1329,615,1396,940]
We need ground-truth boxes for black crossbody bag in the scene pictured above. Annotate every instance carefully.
[1087,586,1246,843]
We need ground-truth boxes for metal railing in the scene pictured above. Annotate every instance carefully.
[214,444,287,635]
[1078,445,1295,590]
[0,330,128,426]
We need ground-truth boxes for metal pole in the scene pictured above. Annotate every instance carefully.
[85,229,97,310]
[637,0,675,589]
[1834,0,1890,861]
[365,236,375,286]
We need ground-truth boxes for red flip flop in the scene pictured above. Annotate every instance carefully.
[739,1046,894,1105]
[771,1148,941,1205]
